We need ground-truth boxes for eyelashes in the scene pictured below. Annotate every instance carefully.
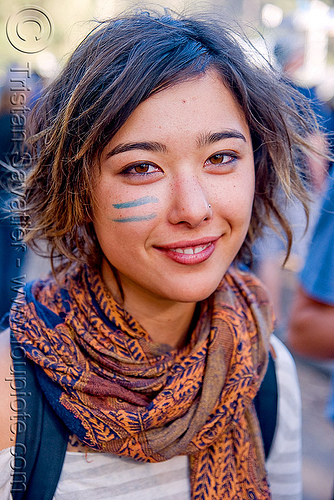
[206,152,238,166]
[107,151,241,223]
[119,151,240,178]
[121,162,162,176]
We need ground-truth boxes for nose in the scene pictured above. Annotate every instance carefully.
[168,174,212,228]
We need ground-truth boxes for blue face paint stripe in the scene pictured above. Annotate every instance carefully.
[112,213,157,223]
[112,196,159,209]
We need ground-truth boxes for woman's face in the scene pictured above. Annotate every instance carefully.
[93,70,255,306]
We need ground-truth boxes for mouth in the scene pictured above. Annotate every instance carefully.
[156,237,220,265]
[171,243,211,255]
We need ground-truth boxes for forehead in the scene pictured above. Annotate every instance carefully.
[107,70,250,147]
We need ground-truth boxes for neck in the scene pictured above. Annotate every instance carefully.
[124,294,197,350]
[100,260,197,349]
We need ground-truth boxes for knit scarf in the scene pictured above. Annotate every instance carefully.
[10,263,273,499]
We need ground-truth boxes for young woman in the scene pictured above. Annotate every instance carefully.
[0,10,320,500]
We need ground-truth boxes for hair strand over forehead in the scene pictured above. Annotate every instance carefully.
[21,8,324,272]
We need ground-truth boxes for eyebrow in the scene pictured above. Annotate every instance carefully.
[106,130,247,159]
[197,130,247,147]
[106,141,167,158]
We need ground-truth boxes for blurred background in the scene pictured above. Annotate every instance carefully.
[1,0,334,91]
[1,1,334,499]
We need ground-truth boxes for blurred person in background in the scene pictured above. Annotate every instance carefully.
[253,33,331,333]
[287,174,334,500]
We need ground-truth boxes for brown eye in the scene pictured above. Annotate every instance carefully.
[210,153,225,164]
[122,162,162,177]
[134,163,151,173]
[206,152,237,166]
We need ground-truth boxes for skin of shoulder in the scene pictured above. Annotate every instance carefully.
[0,328,17,450]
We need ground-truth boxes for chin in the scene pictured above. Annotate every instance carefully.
[161,278,223,303]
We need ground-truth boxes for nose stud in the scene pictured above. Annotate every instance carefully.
[208,204,211,209]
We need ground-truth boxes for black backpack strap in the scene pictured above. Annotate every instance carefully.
[254,352,278,459]
[10,331,69,500]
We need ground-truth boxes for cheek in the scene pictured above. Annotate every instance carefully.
[92,178,164,253]
[238,168,255,214]
[93,207,157,261]
[96,187,161,225]
[93,221,138,271]
[215,176,255,225]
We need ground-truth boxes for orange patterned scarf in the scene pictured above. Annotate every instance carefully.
[10,263,273,499]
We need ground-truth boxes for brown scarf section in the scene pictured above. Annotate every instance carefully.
[10,264,273,499]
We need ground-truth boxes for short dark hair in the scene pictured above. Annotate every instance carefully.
[23,9,320,270]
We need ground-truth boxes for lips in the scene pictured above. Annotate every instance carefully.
[156,237,219,265]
